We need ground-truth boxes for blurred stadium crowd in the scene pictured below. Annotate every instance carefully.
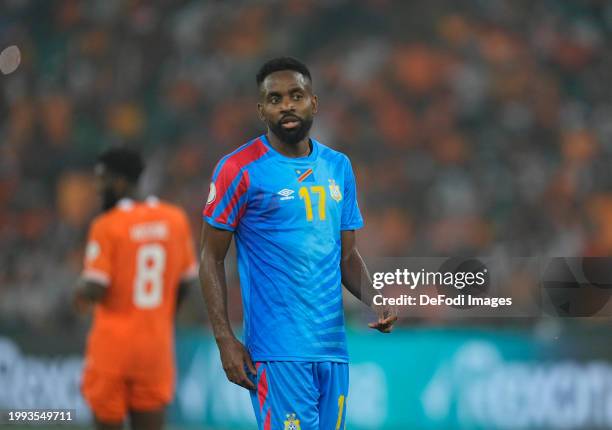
[2,0,612,329]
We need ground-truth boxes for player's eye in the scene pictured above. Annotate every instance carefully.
[292,93,303,101]
[269,96,280,104]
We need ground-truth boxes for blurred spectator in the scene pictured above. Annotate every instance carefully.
[2,0,612,329]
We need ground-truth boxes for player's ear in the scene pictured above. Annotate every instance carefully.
[257,102,265,122]
[311,94,318,115]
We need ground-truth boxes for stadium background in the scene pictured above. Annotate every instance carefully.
[2,0,612,429]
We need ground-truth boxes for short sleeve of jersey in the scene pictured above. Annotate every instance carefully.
[82,218,113,286]
[341,156,364,231]
[202,158,250,231]
[179,211,198,281]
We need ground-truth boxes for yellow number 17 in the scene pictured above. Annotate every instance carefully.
[299,186,326,221]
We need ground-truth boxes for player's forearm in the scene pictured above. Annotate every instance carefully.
[341,248,376,307]
[75,278,107,302]
[199,257,236,342]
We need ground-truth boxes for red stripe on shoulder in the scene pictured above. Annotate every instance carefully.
[207,139,268,215]
[217,169,250,225]
[227,138,268,168]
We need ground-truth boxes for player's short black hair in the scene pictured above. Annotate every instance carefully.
[97,147,144,184]
[256,57,312,87]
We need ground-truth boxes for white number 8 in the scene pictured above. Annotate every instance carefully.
[133,244,166,309]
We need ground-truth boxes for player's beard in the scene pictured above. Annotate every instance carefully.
[101,189,119,212]
[269,116,313,146]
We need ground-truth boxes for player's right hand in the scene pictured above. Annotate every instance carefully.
[217,337,257,390]
[368,305,398,333]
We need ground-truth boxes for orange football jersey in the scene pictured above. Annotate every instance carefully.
[81,197,197,380]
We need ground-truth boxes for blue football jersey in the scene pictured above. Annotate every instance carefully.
[203,135,363,362]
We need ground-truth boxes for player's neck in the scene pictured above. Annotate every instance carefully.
[267,132,311,158]
[117,189,139,203]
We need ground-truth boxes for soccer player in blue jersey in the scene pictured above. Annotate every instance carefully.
[199,57,396,430]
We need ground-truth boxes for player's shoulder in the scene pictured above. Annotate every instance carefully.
[100,197,185,221]
[214,136,270,174]
[89,203,127,231]
[89,211,112,232]
[314,140,351,166]
[88,200,140,234]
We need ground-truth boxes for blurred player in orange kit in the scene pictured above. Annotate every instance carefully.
[74,147,198,430]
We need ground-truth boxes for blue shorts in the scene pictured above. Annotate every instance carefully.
[249,361,348,430]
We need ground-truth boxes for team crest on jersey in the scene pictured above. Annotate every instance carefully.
[206,182,216,205]
[328,179,342,202]
[284,413,301,430]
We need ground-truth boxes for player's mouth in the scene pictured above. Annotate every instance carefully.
[280,116,301,130]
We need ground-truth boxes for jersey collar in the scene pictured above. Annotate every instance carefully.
[116,196,159,211]
[117,198,134,211]
[260,134,319,163]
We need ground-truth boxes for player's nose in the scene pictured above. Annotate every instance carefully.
[280,96,295,112]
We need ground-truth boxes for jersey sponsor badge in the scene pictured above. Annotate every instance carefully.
[206,182,216,205]
[328,179,342,202]
[284,413,301,430]
[277,188,295,201]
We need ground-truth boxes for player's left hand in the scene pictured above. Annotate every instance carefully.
[73,294,92,315]
[368,307,397,333]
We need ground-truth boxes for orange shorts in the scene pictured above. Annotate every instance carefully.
[81,367,174,423]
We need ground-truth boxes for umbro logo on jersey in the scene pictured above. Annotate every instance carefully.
[278,188,295,200]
